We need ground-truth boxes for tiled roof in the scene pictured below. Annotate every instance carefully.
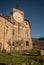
[0,14,13,24]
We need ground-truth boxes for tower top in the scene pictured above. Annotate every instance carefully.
[16,1,19,9]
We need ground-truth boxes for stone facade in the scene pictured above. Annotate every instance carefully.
[0,8,33,51]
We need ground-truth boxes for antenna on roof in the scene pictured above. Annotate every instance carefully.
[16,1,19,9]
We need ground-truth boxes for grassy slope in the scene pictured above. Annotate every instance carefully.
[0,50,42,64]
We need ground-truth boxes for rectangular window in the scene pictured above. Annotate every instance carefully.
[26,32,28,36]
[26,41,29,46]
[12,29,15,36]
[13,42,15,46]
[6,26,8,35]
[0,43,2,51]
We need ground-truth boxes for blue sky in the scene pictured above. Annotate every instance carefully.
[0,0,44,38]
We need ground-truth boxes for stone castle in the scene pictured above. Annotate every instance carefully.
[0,7,33,51]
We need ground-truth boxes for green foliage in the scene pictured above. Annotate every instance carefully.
[21,50,38,56]
[0,50,42,64]
[10,50,20,56]
[33,62,41,65]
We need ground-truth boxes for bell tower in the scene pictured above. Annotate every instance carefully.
[16,1,19,9]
